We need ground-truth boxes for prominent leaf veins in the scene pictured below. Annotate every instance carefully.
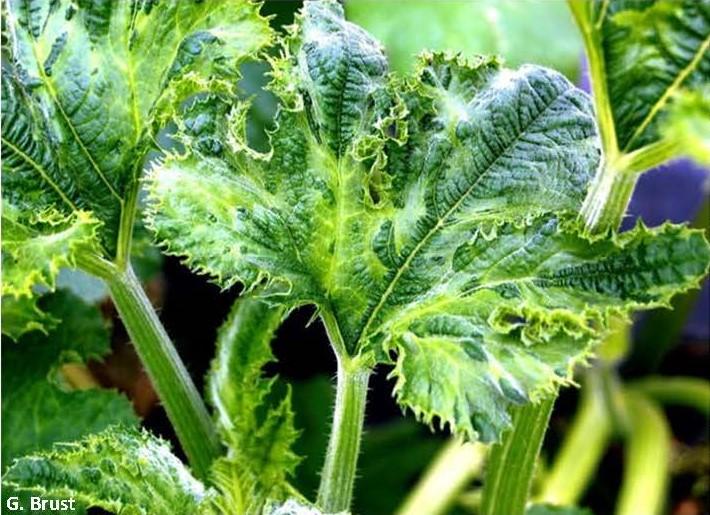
[571,0,710,164]
[147,0,710,441]
[1,0,272,328]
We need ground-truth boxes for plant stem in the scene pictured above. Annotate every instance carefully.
[629,376,710,415]
[599,363,631,435]
[616,390,670,515]
[539,373,612,506]
[104,263,220,479]
[580,162,638,232]
[481,396,556,515]
[318,310,371,513]
[397,439,487,515]
[568,0,617,160]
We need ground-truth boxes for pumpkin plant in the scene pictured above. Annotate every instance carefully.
[2,1,708,514]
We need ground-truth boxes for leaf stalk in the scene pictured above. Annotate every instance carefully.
[616,391,670,515]
[481,396,556,515]
[539,373,612,506]
[397,438,487,515]
[101,262,221,479]
[317,309,371,513]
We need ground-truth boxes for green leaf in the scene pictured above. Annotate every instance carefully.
[147,0,710,442]
[1,0,272,284]
[1,201,101,339]
[0,295,58,341]
[208,296,300,513]
[2,291,138,471]
[661,86,710,165]
[2,426,210,514]
[571,0,710,162]
[347,0,583,79]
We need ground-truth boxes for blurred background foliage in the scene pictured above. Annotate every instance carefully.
[2,1,707,514]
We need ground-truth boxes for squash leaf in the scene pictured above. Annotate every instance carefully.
[1,0,273,329]
[208,296,300,514]
[2,426,210,514]
[570,0,710,164]
[2,291,138,471]
[147,0,710,441]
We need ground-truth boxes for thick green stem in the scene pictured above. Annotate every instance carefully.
[539,373,612,506]
[580,163,638,232]
[104,263,220,479]
[481,397,556,515]
[397,439,487,515]
[317,311,371,513]
[616,391,670,515]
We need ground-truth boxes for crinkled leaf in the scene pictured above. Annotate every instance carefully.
[0,295,58,341]
[1,202,101,339]
[2,0,272,255]
[2,426,209,514]
[208,296,299,514]
[347,0,582,79]
[1,204,101,295]
[572,0,710,159]
[2,0,271,337]
[147,0,710,441]
[387,219,709,439]
[2,291,138,470]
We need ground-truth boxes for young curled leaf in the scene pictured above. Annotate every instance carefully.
[208,297,300,514]
[147,0,710,442]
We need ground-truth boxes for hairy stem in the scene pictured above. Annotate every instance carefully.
[397,439,487,515]
[539,373,612,506]
[580,163,638,233]
[481,396,555,515]
[101,262,220,479]
[318,310,371,513]
[568,0,617,160]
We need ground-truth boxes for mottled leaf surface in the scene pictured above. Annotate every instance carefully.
[2,426,209,514]
[2,292,137,471]
[148,1,710,441]
[3,0,272,247]
[208,297,299,514]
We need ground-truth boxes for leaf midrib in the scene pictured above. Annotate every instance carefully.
[354,82,572,348]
